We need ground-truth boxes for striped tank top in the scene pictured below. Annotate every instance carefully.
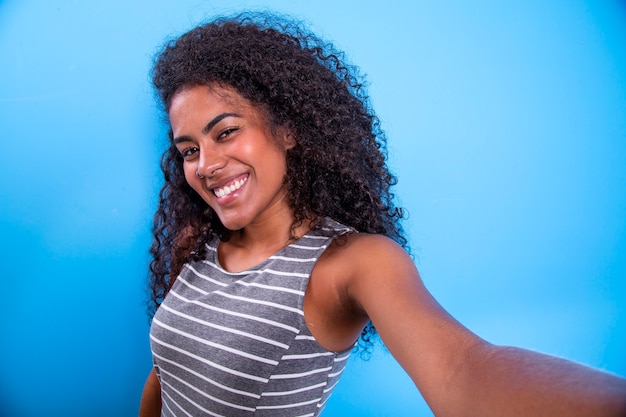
[150,218,355,417]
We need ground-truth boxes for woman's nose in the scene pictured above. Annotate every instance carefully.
[196,146,225,178]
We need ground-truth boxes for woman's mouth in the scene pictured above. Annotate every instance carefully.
[213,175,248,198]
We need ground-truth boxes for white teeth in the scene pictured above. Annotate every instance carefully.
[214,177,247,198]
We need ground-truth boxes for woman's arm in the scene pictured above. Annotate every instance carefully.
[139,368,162,417]
[345,234,626,417]
[455,344,626,417]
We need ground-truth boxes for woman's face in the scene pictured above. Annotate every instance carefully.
[168,84,295,231]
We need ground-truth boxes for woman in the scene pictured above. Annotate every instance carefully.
[140,12,626,417]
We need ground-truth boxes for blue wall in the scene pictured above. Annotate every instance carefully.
[1,1,624,416]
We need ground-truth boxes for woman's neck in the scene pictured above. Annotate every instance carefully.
[218,211,314,272]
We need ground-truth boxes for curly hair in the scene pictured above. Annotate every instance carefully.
[148,11,407,348]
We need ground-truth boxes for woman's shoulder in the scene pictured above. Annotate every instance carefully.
[320,230,411,277]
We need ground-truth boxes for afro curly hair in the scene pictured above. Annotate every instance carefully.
[148,11,408,348]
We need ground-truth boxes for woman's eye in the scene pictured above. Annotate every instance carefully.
[217,127,239,140]
[180,147,199,159]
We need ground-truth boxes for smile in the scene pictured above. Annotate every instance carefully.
[213,176,248,198]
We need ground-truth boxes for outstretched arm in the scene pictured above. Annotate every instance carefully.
[345,234,626,417]
[453,344,626,417]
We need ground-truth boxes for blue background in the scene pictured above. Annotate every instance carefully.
[1,1,625,416]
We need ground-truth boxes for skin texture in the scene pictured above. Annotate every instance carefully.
[141,13,626,417]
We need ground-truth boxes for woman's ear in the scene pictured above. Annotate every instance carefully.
[282,131,296,150]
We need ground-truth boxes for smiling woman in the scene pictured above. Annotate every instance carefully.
[1,2,625,417]
[139,11,626,417]
[169,85,295,236]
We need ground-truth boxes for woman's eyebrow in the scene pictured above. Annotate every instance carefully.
[173,112,241,144]
[202,112,241,134]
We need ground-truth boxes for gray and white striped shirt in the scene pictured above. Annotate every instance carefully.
[150,218,355,416]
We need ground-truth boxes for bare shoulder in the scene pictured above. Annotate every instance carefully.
[315,232,422,314]
[306,232,421,350]
[321,232,413,270]
[320,232,417,286]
